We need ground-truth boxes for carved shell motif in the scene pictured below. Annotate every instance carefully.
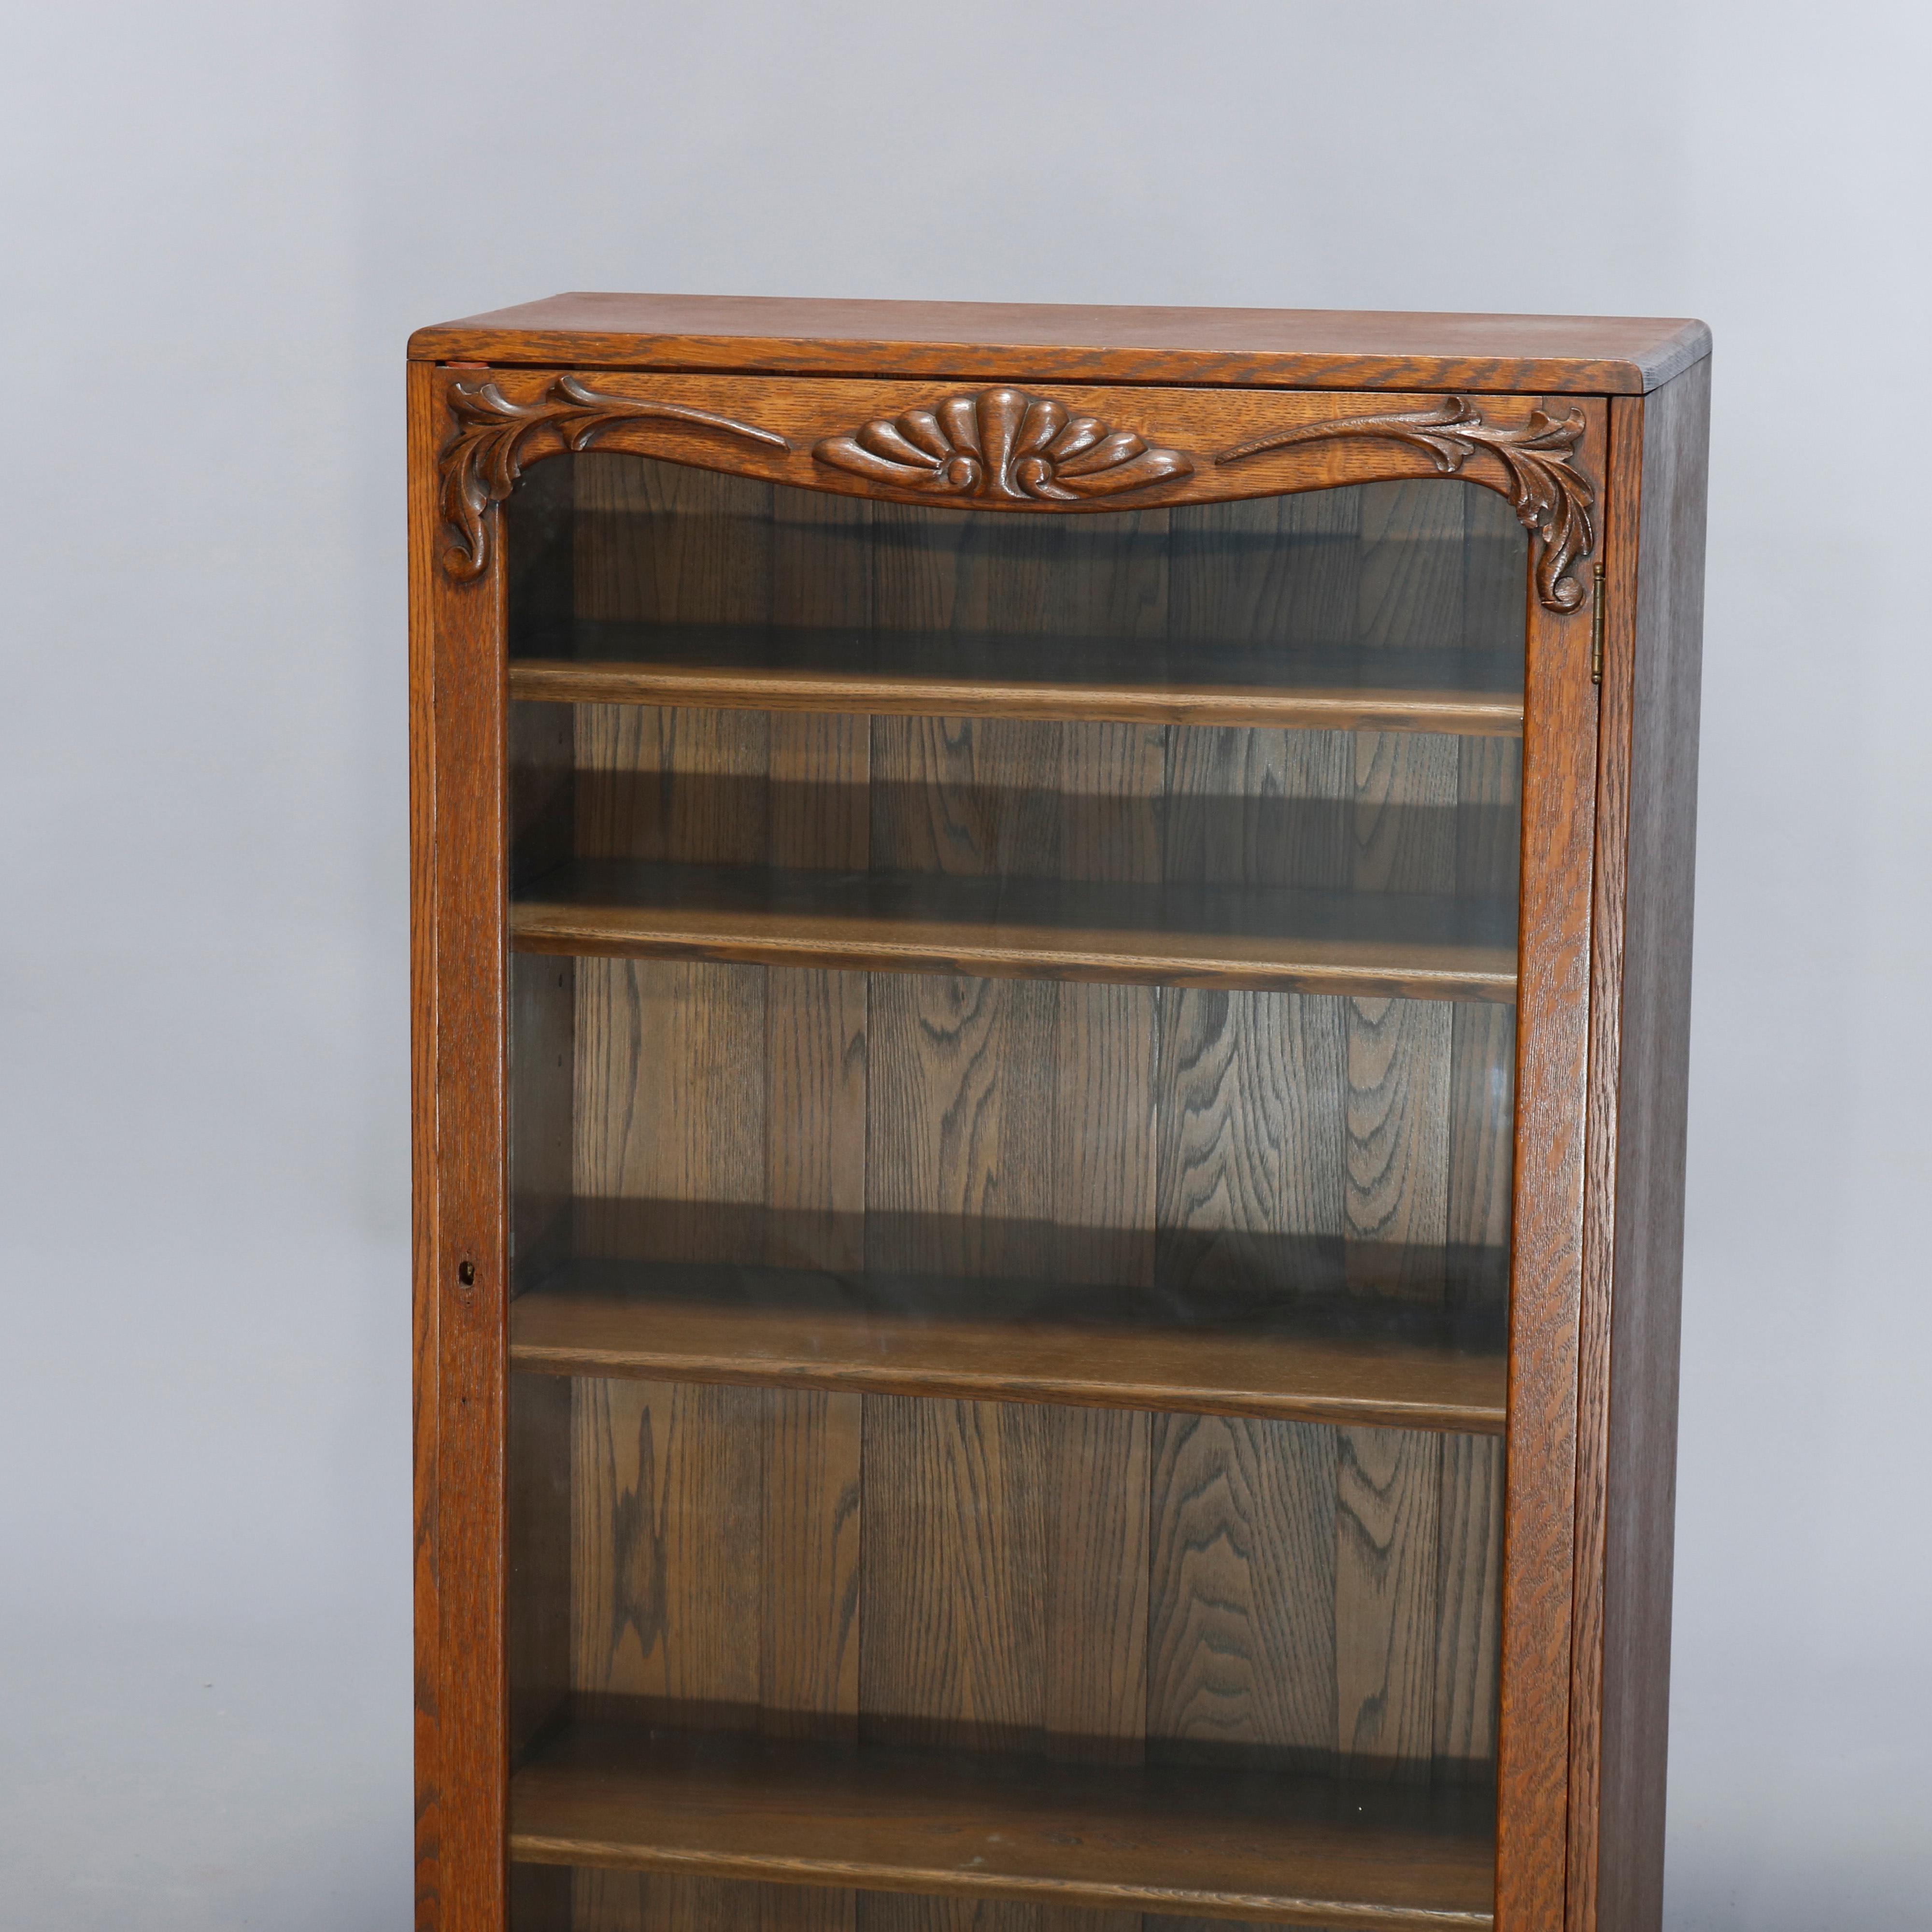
[813,387,1193,502]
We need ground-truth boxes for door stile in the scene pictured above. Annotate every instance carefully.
[413,361,514,1932]
[1494,396,1609,1932]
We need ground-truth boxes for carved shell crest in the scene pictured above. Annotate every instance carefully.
[813,387,1193,502]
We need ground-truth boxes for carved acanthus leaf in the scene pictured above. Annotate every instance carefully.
[438,375,789,579]
[1216,398,1597,612]
[813,387,1193,503]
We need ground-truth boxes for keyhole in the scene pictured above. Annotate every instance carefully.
[457,1260,476,1286]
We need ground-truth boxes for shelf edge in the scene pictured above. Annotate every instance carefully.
[510,918,1520,1004]
[507,1834,1494,1931]
[508,661,1525,738]
[506,1343,1507,1435]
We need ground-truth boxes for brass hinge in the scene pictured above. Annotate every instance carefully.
[1590,562,1606,685]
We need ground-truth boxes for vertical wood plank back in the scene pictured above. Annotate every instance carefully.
[1145,1413,1339,1766]
[1154,990,1347,1298]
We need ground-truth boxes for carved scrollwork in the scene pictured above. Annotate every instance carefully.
[813,387,1194,503]
[1216,398,1597,612]
[438,375,789,579]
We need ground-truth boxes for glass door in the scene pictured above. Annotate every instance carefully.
[499,451,1525,1932]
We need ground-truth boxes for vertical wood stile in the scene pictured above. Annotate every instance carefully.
[1493,396,1610,1932]
[421,364,514,1932]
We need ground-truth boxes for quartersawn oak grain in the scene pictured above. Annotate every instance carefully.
[511,861,1518,1002]
[509,1260,1507,1433]
[410,292,1709,396]
[508,1723,1497,1929]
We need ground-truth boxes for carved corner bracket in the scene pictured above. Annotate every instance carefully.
[437,375,789,579]
[813,387,1194,503]
[1217,398,1597,612]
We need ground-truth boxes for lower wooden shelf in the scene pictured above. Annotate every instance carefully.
[509,1723,1496,1931]
[511,861,1518,1001]
[510,1260,1507,1433]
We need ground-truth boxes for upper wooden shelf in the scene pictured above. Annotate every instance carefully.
[511,1259,1507,1434]
[511,862,1518,1002]
[509,624,1524,737]
[511,1722,1496,1930]
[411,291,1710,396]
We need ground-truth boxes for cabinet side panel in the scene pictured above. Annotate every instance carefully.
[1595,365,1709,1932]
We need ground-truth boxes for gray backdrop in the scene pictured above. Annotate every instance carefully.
[2,3,1926,1926]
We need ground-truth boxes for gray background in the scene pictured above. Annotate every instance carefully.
[2,3,1926,1926]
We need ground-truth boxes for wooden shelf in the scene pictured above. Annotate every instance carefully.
[510,1723,1496,1930]
[510,1260,1507,1433]
[508,624,1524,736]
[512,862,1517,1001]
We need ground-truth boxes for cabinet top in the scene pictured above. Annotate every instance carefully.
[408,292,1709,395]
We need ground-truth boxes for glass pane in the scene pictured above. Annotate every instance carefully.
[505,453,1523,1931]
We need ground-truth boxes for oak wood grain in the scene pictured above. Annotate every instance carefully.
[1334,1428,1442,1777]
[508,1373,571,1763]
[511,955,575,1294]
[857,1396,1051,1757]
[765,968,869,1273]
[570,1379,860,1742]
[863,974,1048,1281]
[412,290,1708,395]
[763,1391,865,1744]
[1433,1436,1505,1776]
[1146,1414,1338,1768]
[573,960,767,1265]
[1343,995,1452,1304]
[1046,1406,1151,1765]
[1154,990,1348,1297]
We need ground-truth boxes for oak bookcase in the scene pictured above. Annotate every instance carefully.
[408,296,1709,1932]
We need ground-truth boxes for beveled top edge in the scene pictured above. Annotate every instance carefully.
[407,292,1711,394]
